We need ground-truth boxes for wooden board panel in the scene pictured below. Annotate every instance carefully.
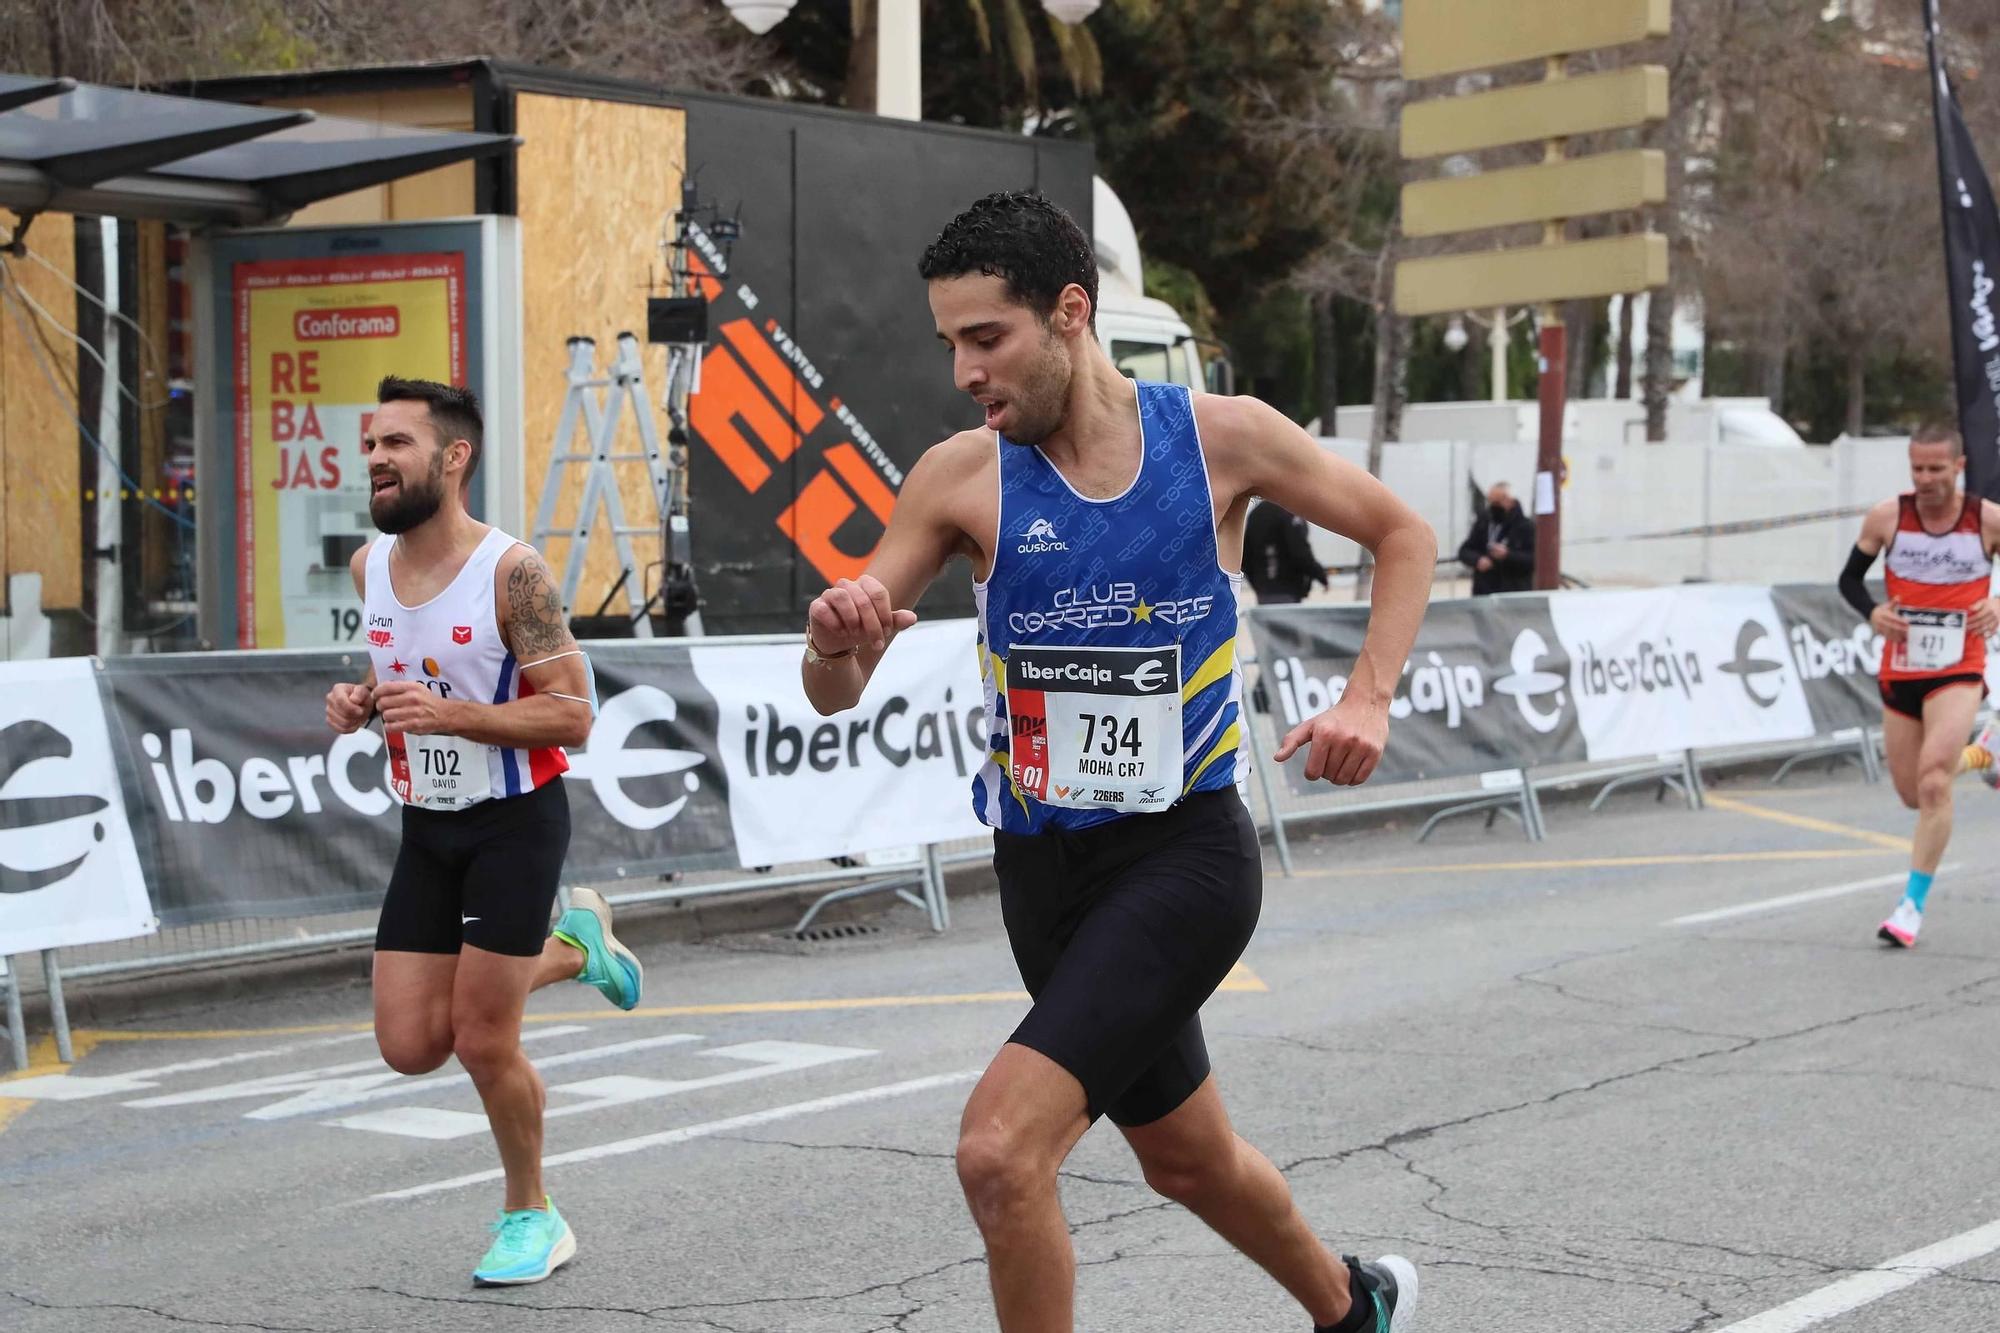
[263,89,477,227]
[1404,150,1665,237]
[1403,0,1670,80]
[0,209,82,609]
[1395,233,1667,317]
[1403,65,1668,160]
[514,92,688,615]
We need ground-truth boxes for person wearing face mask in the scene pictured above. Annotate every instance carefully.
[798,192,1432,1333]
[1456,481,1536,595]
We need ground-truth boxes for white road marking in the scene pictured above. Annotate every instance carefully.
[0,1030,383,1101]
[242,1034,708,1121]
[1666,866,1959,927]
[373,1068,984,1200]
[1711,1215,2000,1331]
[122,1025,590,1111]
[330,1039,876,1139]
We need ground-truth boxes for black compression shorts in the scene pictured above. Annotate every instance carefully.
[376,779,570,958]
[994,789,1262,1127]
[1879,673,1986,720]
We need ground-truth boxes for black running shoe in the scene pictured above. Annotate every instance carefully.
[1345,1254,1420,1331]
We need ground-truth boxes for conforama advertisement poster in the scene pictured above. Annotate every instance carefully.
[231,253,466,648]
[199,218,512,655]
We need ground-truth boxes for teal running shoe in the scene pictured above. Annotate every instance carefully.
[552,886,643,1011]
[472,1197,576,1286]
[1346,1254,1419,1331]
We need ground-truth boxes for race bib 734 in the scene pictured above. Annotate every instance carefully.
[1006,644,1181,812]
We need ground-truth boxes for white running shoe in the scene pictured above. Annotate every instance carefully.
[1972,718,2000,791]
[1877,898,1922,948]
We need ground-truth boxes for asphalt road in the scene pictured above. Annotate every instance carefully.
[4,763,1999,1333]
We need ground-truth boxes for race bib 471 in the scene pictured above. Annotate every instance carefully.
[1007,644,1182,812]
[1894,608,1969,675]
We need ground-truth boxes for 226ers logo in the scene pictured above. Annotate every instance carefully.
[452,625,472,645]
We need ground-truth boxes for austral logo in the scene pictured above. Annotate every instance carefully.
[0,719,111,894]
[1718,620,1788,708]
[293,306,399,341]
[1017,518,1069,555]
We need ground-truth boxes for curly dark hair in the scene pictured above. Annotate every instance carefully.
[377,376,483,480]
[918,191,1097,330]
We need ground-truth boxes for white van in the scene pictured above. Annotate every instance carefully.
[1092,177,1232,394]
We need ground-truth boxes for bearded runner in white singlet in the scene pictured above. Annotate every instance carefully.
[800,194,1433,1333]
[323,377,644,1286]
[1839,423,2000,948]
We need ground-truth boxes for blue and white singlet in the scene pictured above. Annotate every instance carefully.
[971,382,1245,834]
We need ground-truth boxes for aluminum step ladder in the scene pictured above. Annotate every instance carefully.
[530,334,675,637]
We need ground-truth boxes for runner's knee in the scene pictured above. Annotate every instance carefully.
[1918,768,1954,808]
[451,1022,520,1081]
[1138,1142,1237,1207]
[377,1027,452,1076]
[955,1124,1053,1228]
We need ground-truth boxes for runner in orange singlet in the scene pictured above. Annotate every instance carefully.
[1839,424,2000,946]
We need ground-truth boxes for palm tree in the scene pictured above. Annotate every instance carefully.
[844,0,1152,112]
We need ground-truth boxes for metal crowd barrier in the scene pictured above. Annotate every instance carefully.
[0,633,1943,1072]
[1234,645,1898,879]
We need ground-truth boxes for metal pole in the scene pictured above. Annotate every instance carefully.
[95,216,122,657]
[877,0,921,120]
[921,842,950,933]
[1491,306,1508,403]
[1243,655,1297,875]
[3,957,25,1072]
[1681,749,1707,811]
[41,949,72,1064]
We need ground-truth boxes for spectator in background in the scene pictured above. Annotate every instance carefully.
[1459,481,1535,595]
[1244,498,1329,604]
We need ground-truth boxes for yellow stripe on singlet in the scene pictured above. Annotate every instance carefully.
[1184,721,1242,792]
[1181,636,1238,703]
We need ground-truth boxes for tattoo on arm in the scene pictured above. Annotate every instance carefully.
[506,552,573,658]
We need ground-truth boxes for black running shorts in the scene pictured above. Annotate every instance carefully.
[376,779,570,958]
[994,789,1262,1127]
[1879,673,1986,720]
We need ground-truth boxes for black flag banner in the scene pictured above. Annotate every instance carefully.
[1926,0,2000,499]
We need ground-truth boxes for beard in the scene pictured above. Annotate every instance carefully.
[369,451,447,535]
[997,330,1074,448]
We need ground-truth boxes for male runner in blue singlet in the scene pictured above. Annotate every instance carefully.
[801,195,1436,1333]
